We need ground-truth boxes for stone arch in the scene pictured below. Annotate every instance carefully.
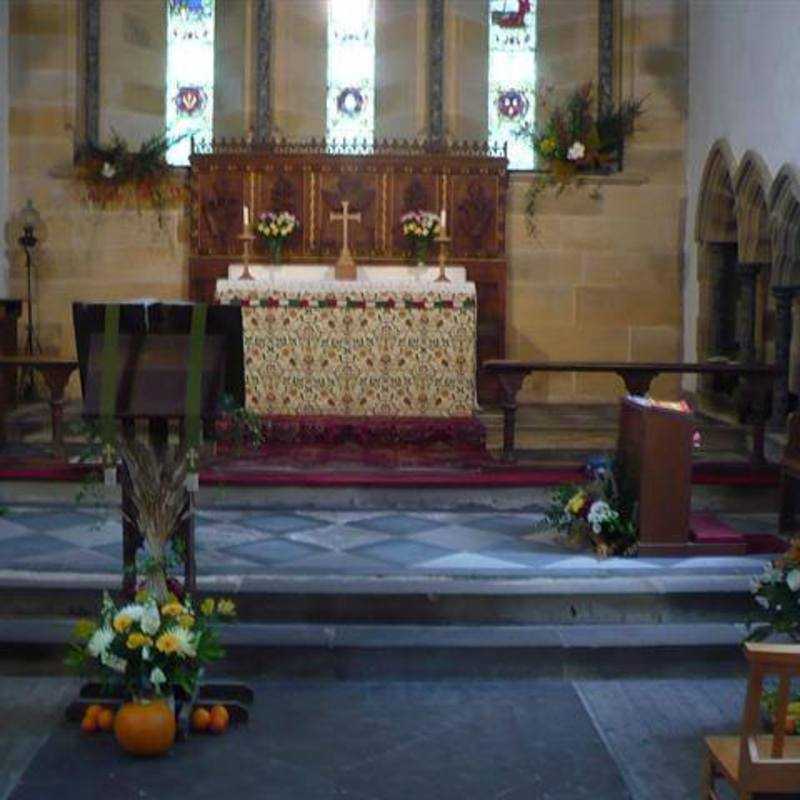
[733,151,773,365]
[767,164,800,426]
[769,164,800,285]
[695,141,740,402]
[696,139,737,245]
[734,150,772,264]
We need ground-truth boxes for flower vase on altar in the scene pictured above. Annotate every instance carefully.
[414,240,429,267]
[268,239,283,265]
[257,210,300,267]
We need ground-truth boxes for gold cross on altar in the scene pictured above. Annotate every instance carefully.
[330,200,361,280]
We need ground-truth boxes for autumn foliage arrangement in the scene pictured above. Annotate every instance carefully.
[525,82,645,184]
[72,131,185,222]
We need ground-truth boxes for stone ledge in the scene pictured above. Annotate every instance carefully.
[510,170,651,188]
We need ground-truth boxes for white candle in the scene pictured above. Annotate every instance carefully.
[243,205,250,229]
[440,208,447,234]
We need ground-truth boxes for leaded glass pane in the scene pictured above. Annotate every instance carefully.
[166,0,215,166]
[488,0,536,170]
[326,0,376,152]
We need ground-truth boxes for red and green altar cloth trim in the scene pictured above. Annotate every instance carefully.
[217,295,475,311]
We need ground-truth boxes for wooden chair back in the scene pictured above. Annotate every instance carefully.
[739,642,800,793]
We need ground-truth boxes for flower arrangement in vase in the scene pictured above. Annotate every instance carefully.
[528,82,644,184]
[66,437,237,756]
[520,82,644,233]
[542,457,638,558]
[256,211,300,264]
[400,210,441,265]
[66,590,236,755]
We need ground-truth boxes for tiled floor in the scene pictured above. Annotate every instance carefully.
[1,675,746,800]
[0,504,778,579]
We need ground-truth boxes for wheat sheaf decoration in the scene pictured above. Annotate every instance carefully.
[118,439,191,604]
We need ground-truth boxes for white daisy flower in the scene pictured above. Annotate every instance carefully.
[567,141,586,161]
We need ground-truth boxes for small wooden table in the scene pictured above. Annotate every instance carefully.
[482,360,778,464]
[0,356,78,457]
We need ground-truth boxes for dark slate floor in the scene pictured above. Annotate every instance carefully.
[0,504,776,579]
[1,676,745,800]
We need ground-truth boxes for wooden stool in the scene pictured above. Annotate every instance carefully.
[702,643,800,798]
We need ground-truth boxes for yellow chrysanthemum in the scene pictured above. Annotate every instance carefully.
[126,632,153,650]
[155,632,181,655]
[539,137,557,156]
[566,491,587,516]
[156,627,196,658]
[178,614,195,629]
[200,598,215,616]
[217,599,236,617]
[161,602,184,618]
[113,613,134,634]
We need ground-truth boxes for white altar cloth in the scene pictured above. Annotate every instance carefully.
[227,263,468,283]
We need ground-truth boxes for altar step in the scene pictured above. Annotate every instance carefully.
[0,571,755,626]
[0,617,747,679]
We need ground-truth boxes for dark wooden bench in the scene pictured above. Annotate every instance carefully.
[0,356,78,458]
[482,360,778,464]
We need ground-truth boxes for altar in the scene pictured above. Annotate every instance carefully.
[215,274,477,418]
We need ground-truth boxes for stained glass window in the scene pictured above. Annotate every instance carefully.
[165,0,215,166]
[488,0,537,170]
[326,0,376,151]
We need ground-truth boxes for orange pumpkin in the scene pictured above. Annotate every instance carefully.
[208,704,229,734]
[113,699,176,757]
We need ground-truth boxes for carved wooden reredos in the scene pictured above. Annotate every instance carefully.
[189,138,509,263]
[187,138,510,403]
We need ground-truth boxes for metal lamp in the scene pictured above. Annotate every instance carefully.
[18,199,42,399]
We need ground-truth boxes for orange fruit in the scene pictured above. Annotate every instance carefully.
[81,713,98,733]
[97,708,115,731]
[85,704,103,722]
[208,704,229,734]
[191,707,211,732]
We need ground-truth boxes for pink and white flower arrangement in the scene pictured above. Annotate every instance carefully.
[400,210,440,242]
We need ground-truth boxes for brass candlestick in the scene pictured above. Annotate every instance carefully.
[434,233,451,283]
[237,231,256,280]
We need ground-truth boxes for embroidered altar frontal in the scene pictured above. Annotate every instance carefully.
[215,279,478,417]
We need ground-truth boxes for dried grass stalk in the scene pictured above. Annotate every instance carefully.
[119,438,189,602]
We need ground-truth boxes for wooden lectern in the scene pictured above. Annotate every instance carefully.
[617,397,694,556]
[617,397,747,556]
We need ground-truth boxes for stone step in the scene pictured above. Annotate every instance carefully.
[0,479,779,512]
[0,573,756,626]
[0,617,748,679]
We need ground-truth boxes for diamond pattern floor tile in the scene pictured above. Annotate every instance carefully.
[222,538,328,566]
[245,513,330,536]
[7,511,100,534]
[0,534,74,562]
[348,538,452,566]
[408,526,518,553]
[346,514,445,536]
[285,527,392,552]
[459,514,543,536]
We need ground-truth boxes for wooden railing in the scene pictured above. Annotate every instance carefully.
[481,360,778,464]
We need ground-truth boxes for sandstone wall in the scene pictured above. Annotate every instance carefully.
[5,0,687,403]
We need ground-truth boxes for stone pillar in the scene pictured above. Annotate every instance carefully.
[738,263,760,364]
[428,0,444,144]
[771,286,795,430]
[711,259,728,355]
[255,0,272,139]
